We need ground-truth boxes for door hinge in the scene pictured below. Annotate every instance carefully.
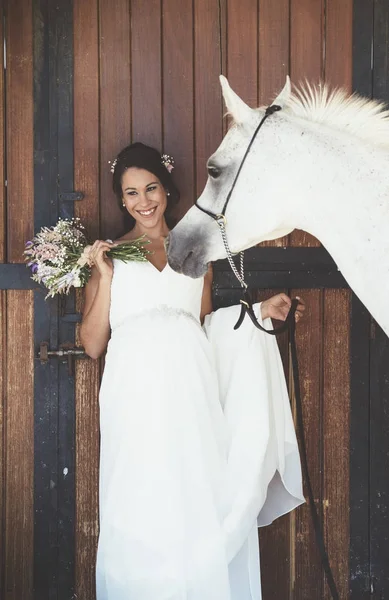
[59,191,84,202]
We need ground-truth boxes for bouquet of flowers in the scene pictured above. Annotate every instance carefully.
[24,218,149,298]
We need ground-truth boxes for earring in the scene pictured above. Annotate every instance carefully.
[122,202,125,207]
[166,191,170,196]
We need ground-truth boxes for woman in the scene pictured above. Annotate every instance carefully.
[80,142,305,600]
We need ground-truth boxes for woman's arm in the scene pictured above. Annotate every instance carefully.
[200,264,213,323]
[80,240,115,359]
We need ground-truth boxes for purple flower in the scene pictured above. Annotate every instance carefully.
[31,264,38,274]
[25,241,33,248]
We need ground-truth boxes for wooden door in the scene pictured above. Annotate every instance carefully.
[1,1,389,599]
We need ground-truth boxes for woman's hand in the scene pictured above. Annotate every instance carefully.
[261,293,305,323]
[89,240,116,280]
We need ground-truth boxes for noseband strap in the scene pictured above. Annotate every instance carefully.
[195,104,282,222]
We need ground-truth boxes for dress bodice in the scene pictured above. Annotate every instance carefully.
[109,259,204,330]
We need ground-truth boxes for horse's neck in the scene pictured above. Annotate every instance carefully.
[297,131,389,333]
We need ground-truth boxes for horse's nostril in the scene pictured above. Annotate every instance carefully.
[182,250,193,270]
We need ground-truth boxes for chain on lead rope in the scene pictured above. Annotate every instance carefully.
[216,216,246,289]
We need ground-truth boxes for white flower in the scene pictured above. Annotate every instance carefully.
[76,245,93,268]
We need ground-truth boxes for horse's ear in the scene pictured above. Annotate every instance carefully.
[219,75,252,123]
[272,76,291,108]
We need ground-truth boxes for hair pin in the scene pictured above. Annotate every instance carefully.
[108,158,118,174]
[161,154,175,173]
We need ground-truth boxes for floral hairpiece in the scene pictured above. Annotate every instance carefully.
[108,158,118,174]
[161,154,175,173]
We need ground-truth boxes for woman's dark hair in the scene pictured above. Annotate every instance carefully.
[112,142,180,230]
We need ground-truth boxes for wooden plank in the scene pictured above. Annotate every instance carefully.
[292,289,323,600]
[73,0,100,243]
[0,290,4,596]
[194,0,223,196]
[289,0,323,247]
[290,0,324,83]
[5,291,34,600]
[325,0,353,90]
[256,289,291,599]
[0,2,4,263]
[258,0,289,248]
[349,295,371,595]
[4,0,34,597]
[369,320,389,597]
[227,0,258,107]
[74,347,100,600]
[260,514,291,600]
[258,0,289,106]
[0,9,5,594]
[321,6,352,596]
[6,0,34,262]
[162,0,194,219]
[219,0,228,139]
[99,0,131,240]
[73,0,100,598]
[322,289,350,599]
[131,0,162,149]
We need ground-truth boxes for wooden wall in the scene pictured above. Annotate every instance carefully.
[0,1,35,599]
[72,1,352,599]
[4,0,388,599]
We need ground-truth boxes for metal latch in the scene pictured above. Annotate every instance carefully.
[39,341,87,376]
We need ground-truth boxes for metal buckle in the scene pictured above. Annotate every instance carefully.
[215,214,227,227]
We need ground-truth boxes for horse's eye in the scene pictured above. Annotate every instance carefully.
[207,166,221,179]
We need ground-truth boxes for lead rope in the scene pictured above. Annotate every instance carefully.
[217,217,339,600]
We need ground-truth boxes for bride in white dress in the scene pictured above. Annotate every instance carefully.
[80,143,305,600]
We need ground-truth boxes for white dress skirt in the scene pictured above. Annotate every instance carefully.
[96,259,304,600]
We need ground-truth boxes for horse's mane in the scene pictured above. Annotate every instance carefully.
[281,83,389,148]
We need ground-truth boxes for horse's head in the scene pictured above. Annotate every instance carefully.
[167,76,297,277]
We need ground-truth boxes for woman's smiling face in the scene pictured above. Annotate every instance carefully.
[121,167,168,229]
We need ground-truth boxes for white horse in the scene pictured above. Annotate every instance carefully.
[167,76,389,336]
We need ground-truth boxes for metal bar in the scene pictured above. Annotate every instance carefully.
[55,2,76,595]
[368,2,389,593]
[33,0,59,596]
[0,264,39,289]
[33,0,76,597]
[349,294,371,595]
[350,0,375,593]
[369,319,389,596]
[352,0,374,99]
[212,246,340,271]
[213,269,348,290]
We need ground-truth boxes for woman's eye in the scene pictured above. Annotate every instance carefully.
[147,186,157,192]
[127,191,137,196]
[207,166,221,179]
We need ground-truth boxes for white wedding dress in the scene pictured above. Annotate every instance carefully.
[96,259,304,600]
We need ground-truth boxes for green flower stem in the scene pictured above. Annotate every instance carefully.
[107,239,151,262]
